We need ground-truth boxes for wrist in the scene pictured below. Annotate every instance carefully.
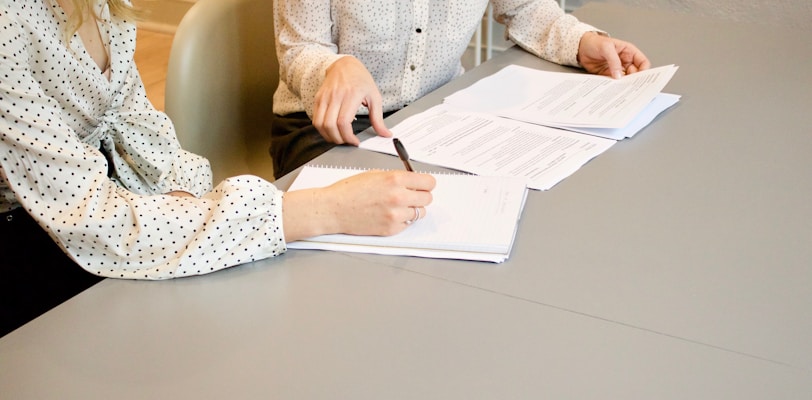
[576,31,608,65]
[325,55,356,75]
[282,188,340,242]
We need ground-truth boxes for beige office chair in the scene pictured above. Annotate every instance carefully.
[165,0,277,183]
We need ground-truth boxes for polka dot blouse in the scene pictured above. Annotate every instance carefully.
[0,1,287,279]
[273,0,600,117]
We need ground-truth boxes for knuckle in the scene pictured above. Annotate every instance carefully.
[424,191,433,205]
[380,171,403,187]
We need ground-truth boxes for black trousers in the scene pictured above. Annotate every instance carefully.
[0,207,103,337]
[269,111,395,179]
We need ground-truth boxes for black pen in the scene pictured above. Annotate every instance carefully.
[392,138,414,172]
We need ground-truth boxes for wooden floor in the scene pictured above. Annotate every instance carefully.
[134,29,174,111]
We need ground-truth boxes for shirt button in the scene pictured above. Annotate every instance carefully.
[410,65,416,71]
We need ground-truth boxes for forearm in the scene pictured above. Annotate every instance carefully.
[282,170,437,242]
[494,0,600,66]
[274,0,344,116]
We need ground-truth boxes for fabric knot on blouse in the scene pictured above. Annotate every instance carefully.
[83,105,181,191]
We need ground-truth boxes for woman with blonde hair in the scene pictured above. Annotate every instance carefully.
[0,0,434,336]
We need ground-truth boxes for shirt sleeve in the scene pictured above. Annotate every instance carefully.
[273,0,348,118]
[493,0,602,67]
[0,13,287,279]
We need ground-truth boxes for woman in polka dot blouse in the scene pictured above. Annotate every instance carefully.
[0,0,436,337]
[270,0,651,178]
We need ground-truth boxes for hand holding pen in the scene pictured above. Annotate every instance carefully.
[392,138,432,225]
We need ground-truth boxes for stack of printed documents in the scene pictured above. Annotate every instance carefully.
[361,65,679,190]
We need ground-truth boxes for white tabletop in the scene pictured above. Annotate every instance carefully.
[2,3,810,399]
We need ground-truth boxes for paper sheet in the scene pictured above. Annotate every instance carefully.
[444,64,679,132]
[361,104,615,191]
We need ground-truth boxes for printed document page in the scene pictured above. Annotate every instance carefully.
[443,64,679,129]
[360,104,615,191]
[565,93,681,140]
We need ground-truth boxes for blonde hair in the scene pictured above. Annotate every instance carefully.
[64,0,139,37]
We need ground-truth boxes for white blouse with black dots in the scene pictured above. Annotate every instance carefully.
[273,0,600,117]
[0,1,287,279]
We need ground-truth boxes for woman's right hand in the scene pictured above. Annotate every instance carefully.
[282,170,436,242]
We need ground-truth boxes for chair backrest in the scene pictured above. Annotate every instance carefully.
[165,0,278,183]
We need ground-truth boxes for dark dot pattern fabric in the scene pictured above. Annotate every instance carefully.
[273,0,599,117]
[0,1,286,279]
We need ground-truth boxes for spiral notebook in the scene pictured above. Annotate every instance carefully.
[286,165,529,263]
